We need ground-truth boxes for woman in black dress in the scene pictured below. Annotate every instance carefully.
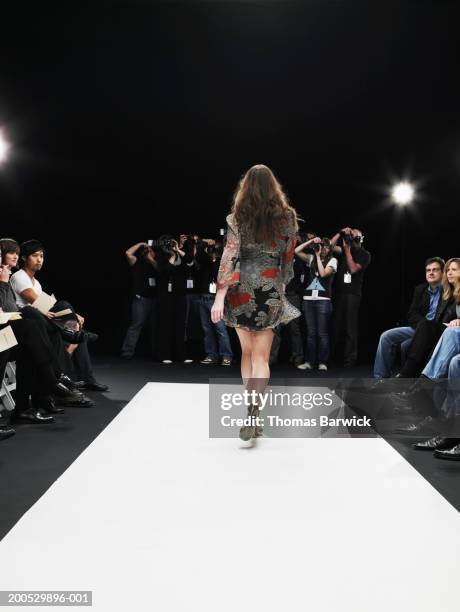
[211,164,301,442]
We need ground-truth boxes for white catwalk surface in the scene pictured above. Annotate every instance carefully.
[1,383,460,612]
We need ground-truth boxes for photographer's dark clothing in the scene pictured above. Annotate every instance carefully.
[332,246,370,366]
[131,258,158,298]
[157,293,187,361]
[156,254,194,296]
[121,296,157,358]
[195,249,220,295]
[288,257,310,296]
[335,247,371,297]
[332,293,361,366]
[400,298,457,377]
[407,283,443,329]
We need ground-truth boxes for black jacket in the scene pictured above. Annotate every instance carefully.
[406,283,446,328]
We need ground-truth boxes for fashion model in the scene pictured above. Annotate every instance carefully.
[211,164,301,443]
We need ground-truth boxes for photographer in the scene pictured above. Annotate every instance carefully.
[155,235,194,363]
[269,237,306,367]
[195,238,233,365]
[330,227,371,367]
[295,236,337,370]
[121,242,158,360]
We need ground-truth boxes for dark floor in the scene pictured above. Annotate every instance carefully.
[0,356,458,540]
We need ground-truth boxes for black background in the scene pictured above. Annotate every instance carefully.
[1,0,459,359]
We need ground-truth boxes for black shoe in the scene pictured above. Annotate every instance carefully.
[35,396,65,414]
[54,393,95,407]
[412,436,458,451]
[12,409,54,424]
[58,327,99,344]
[0,425,16,440]
[434,443,460,460]
[368,379,388,394]
[83,380,109,392]
[393,416,437,435]
[390,391,418,416]
[58,374,86,391]
[52,382,83,399]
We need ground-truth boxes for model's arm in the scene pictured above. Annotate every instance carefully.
[212,216,240,323]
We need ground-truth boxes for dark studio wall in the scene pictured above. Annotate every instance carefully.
[0,0,459,359]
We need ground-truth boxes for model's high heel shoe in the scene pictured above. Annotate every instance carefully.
[239,404,260,442]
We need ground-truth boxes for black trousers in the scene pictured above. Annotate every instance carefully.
[399,318,446,378]
[9,318,59,412]
[20,306,70,376]
[332,293,361,366]
[157,293,187,361]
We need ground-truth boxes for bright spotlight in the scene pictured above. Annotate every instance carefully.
[0,130,10,164]
[391,181,414,206]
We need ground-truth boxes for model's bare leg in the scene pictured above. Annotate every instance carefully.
[247,329,274,398]
[235,328,253,385]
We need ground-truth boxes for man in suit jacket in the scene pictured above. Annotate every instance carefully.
[373,257,445,378]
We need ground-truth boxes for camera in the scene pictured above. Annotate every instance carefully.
[313,241,323,252]
[340,230,353,245]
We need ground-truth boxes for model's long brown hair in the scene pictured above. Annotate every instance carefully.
[231,164,299,243]
[442,258,460,304]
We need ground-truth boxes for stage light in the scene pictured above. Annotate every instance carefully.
[0,130,10,164]
[391,181,414,206]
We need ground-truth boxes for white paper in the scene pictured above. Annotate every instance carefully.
[53,308,73,318]
[0,325,18,353]
[209,282,216,294]
[344,273,352,284]
[32,291,57,314]
[186,279,194,289]
[0,312,22,325]
[148,278,156,287]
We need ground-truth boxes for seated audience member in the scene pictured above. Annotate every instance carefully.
[395,258,459,378]
[0,349,16,439]
[0,243,92,423]
[195,239,233,366]
[295,236,337,371]
[372,257,444,383]
[10,240,108,392]
[121,242,158,360]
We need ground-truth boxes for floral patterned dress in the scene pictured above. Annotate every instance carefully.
[216,212,301,331]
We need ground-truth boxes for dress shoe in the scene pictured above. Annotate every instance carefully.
[0,425,16,440]
[35,396,65,414]
[58,374,86,390]
[412,436,458,451]
[393,416,437,435]
[12,409,54,424]
[58,327,99,344]
[52,382,83,399]
[54,393,95,407]
[368,379,388,393]
[434,443,460,460]
[390,392,416,416]
[82,380,109,392]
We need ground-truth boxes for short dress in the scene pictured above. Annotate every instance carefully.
[216,213,301,331]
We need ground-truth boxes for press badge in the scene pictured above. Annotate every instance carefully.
[187,279,194,289]
[344,272,352,284]
[312,290,319,298]
[168,282,172,293]
[300,274,305,283]
[209,282,217,294]
[148,278,156,287]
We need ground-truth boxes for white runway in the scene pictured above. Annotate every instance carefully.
[1,382,459,612]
